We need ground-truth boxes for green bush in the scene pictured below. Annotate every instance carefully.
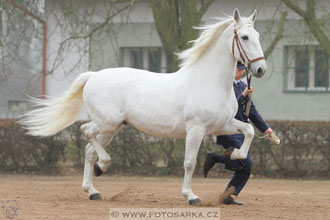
[0,120,329,178]
[0,121,66,174]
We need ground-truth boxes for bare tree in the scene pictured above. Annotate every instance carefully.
[45,0,134,77]
[281,0,330,54]
[148,0,215,71]
[264,11,287,59]
[2,0,328,82]
[0,0,133,81]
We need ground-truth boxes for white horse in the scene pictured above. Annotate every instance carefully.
[21,9,266,205]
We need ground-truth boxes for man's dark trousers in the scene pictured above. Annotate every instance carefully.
[215,80,269,196]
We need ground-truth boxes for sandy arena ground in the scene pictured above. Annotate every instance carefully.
[0,175,329,220]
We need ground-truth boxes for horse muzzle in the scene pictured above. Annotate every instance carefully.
[253,66,265,78]
[251,62,267,78]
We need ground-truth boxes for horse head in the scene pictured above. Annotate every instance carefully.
[232,9,267,78]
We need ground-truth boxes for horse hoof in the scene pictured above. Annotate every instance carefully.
[89,193,102,200]
[94,163,103,177]
[188,198,201,205]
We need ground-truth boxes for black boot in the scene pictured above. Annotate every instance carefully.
[223,196,243,205]
[220,186,243,205]
[203,152,217,178]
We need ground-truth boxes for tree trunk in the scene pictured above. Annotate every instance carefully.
[149,0,214,71]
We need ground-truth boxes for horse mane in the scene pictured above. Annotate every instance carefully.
[177,17,236,69]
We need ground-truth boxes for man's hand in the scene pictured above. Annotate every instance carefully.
[265,128,273,134]
[242,87,254,96]
[264,128,280,144]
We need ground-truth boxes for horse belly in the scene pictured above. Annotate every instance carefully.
[124,77,187,138]
[129,117,186,138]
[125,94,186,138]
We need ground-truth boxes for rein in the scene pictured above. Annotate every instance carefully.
[245,71,252,117]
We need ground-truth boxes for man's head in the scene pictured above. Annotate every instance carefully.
[235,61,246,80]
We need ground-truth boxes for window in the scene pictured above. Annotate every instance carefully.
[148,48,161,72]
[285,46,329,92]
[130,48,143,69]
[0,6,3,47]
[120,47,170,73]
[314,47,329,88]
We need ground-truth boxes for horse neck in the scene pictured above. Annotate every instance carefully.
[182,37,236,93]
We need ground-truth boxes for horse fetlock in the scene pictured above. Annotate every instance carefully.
[98,157,111,171]
[82,184,90,193]
[182,189,199,201]
[88,189,101,198]
[182,188,193,198]
[82,183,96,194]
[99,155,111,164]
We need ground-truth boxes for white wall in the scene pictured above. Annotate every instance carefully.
[44,0,330,121]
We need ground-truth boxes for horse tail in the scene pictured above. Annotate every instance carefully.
[21,71,94,137]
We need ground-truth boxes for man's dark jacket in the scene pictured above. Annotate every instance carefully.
[216,80,269,148]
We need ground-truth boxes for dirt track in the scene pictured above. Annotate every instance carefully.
[0,175,329,220]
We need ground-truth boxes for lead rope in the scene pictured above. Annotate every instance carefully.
[244,68,280,145]
[256,132,281,144]
[245,68,252,117]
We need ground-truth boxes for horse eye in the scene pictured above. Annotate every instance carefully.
[242,35,249,40]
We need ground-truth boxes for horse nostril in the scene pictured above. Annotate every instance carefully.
[257,67,263,74]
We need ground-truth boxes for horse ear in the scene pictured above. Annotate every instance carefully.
[249,9,257,23]
[233,8,241,24]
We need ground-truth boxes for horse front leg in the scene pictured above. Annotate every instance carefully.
[223,118,254,160]
[182,126,205,205]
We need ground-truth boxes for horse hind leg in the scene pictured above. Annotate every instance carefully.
[82,134,113,200]
[80,121,122,200]
[80,121,119,172]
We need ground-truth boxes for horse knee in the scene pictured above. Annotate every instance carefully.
[99,154,111,166]
[184,160,196,171]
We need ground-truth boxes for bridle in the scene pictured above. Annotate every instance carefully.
[231,25,265,69]
[232,25,265,117]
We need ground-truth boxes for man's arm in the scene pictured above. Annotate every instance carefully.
[240,82,271,133]
[248,102,270,133]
